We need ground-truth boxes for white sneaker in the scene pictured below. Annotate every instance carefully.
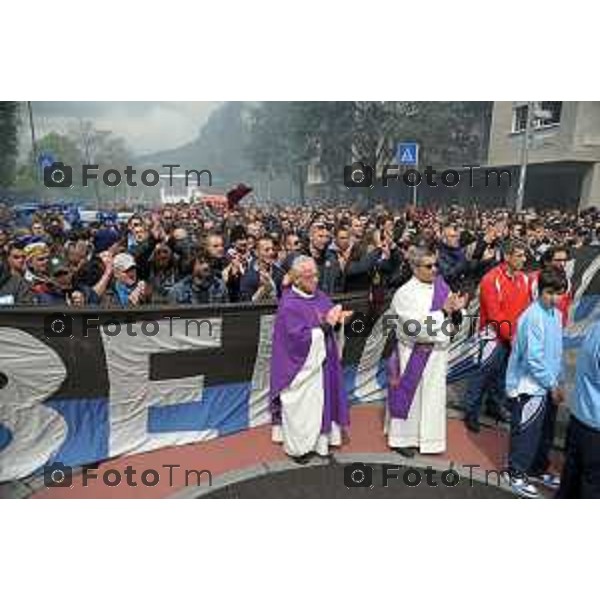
[529,473,561,490]
[503,473,541,499]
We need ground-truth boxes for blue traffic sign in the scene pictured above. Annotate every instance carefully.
[38,152,56,170]
[396,142,419,165]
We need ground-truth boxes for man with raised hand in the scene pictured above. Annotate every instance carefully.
[385,244,467,457]
[269,256,351,464]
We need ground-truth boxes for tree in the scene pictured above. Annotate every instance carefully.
[11,123,133,204]
[0,102,19,188]
[71,121,133,203]
[15,131,83,198]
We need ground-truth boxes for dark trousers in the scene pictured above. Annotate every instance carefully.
[509,393,557,477]
[556,416,600,499]
[464,341,509,420]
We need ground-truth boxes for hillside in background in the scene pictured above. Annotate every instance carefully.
[136,102,260,191]
[137,101,492,200]
[4,101,492,203]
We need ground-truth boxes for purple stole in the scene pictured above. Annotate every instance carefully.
[387,276,450,420]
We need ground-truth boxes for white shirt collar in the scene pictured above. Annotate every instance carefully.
[292,285,315,298]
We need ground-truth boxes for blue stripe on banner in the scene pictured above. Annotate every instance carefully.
[0,423,12,453]
[573,294,600,321]
[45,397,109,467]
[343,366,358,403]
[148,383,249,436]
[375,357,387,393]
[447,357,478,382]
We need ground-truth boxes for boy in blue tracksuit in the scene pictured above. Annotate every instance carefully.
[504,268,567,498]
[556,319,600,498]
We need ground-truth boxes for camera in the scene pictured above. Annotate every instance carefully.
[345,311,372,338]
[43,162,73,188]
[44,313,73,338]
[344,462,373,487]
[343,161,374,188]
[44,462,73,487]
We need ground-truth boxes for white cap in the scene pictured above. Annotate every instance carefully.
[113,252,136,272]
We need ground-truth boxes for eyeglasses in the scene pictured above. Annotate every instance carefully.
[418,262,438,270]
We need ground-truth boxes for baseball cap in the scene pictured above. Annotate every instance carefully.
[113,253,137,272]
[48,256,70,277]
[24,241,49,259]
[94,228,120,253]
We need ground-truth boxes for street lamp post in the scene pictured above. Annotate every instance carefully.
[27,101,39,182]
[516,100,534,212]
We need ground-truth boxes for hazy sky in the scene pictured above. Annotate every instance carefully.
[28,101,221,156]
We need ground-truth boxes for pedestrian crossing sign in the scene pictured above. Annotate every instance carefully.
[396,142,418,165]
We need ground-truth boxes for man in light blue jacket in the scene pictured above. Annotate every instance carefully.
[504,268,567,498]
[556,319,600,498]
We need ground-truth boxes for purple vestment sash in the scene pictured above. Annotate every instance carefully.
[269,287,350,433]
[387,276,450,419]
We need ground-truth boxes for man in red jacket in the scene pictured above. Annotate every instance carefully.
[463,240,532,432]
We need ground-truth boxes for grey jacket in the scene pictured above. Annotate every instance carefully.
[0,270,33,305]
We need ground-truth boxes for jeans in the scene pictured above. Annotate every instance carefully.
[463,340,509,420]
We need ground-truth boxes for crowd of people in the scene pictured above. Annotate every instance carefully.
[265,211,600,499]
[1,198,599,309]
[2,196,600,498]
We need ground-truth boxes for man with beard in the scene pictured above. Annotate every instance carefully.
[240,236,285,302]
[307,222,344,295]
[168,252,228,305]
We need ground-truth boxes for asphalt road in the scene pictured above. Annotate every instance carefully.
[203,461,516,499]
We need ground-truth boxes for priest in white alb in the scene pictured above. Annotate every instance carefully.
[385,245,467,457]
[269,256,352,463]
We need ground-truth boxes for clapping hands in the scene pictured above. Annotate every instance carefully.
[443,292,468,315]
[325,304,353,326]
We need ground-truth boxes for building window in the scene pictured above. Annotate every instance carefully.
[512,102,562,133]
[513,105,529,132]
[537,101,562,127]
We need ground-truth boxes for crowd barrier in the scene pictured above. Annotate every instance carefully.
[1,247,599,482]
